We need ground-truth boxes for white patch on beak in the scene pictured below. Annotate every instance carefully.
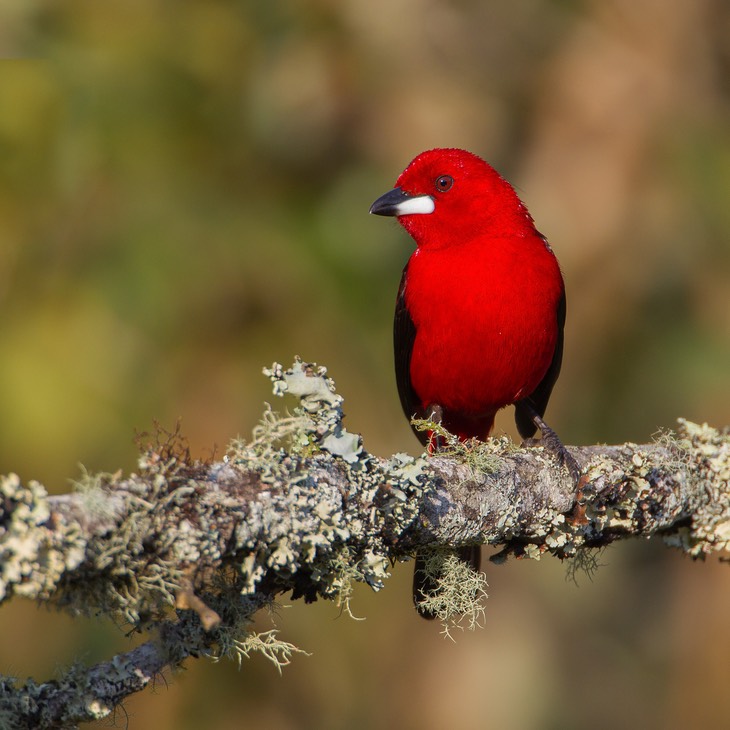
[394,195,435,215]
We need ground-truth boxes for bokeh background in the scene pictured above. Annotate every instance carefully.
[1,1,729,728]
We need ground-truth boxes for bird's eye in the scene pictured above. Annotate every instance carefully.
[435,175,454,192]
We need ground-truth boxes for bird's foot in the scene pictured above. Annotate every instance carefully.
[426,403,446,454]
[524,412,581,485]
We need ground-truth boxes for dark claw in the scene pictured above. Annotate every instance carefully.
[524,407,582,485]
[541,428,581,484]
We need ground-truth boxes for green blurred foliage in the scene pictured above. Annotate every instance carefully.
[0,1,729,728]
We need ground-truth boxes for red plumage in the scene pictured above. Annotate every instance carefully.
[404,235,562,440]
[372,148,565,444]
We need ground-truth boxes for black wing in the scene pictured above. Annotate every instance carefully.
[394,264,429,446]
[514,289,566,439]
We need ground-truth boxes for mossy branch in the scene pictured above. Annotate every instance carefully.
[0,359,728,728]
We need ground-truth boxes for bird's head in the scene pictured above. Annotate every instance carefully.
[369,148,535,249]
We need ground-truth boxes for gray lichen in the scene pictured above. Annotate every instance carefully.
[0,474,86,603]
[226,360,428,605]
[664,419,730,555]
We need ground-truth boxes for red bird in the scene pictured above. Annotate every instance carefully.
[370,148,570,617]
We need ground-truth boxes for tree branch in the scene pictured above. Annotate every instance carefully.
[0,360,727,727]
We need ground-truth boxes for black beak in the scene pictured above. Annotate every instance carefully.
[369,187,412,216]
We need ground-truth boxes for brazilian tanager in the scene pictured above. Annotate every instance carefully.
[370,148,568,617]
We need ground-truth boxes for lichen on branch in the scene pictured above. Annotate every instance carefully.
[0,359,727,728]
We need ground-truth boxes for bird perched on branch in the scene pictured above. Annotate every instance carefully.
[370,148,574,618]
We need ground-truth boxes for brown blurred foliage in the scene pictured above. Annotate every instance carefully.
[0,1,729,728]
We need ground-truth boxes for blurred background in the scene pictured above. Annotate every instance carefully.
[1,0,729,728]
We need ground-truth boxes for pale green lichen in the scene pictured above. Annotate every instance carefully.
[507,420,729,570]
[45,444,220,628]
[263,359,361,463]
[211,628,309,674]
[226,359,427,611]
[319,546,370,619]
[387,452,427,486]
[192,591,310,673]
[69,480,185,625]
[231,404,316,463]
[411,417,508,476]
[664,420,730,556]
[414,550,488,639]
[0,474,87,604]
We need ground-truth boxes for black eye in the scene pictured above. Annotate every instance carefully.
[435,175,454,192]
